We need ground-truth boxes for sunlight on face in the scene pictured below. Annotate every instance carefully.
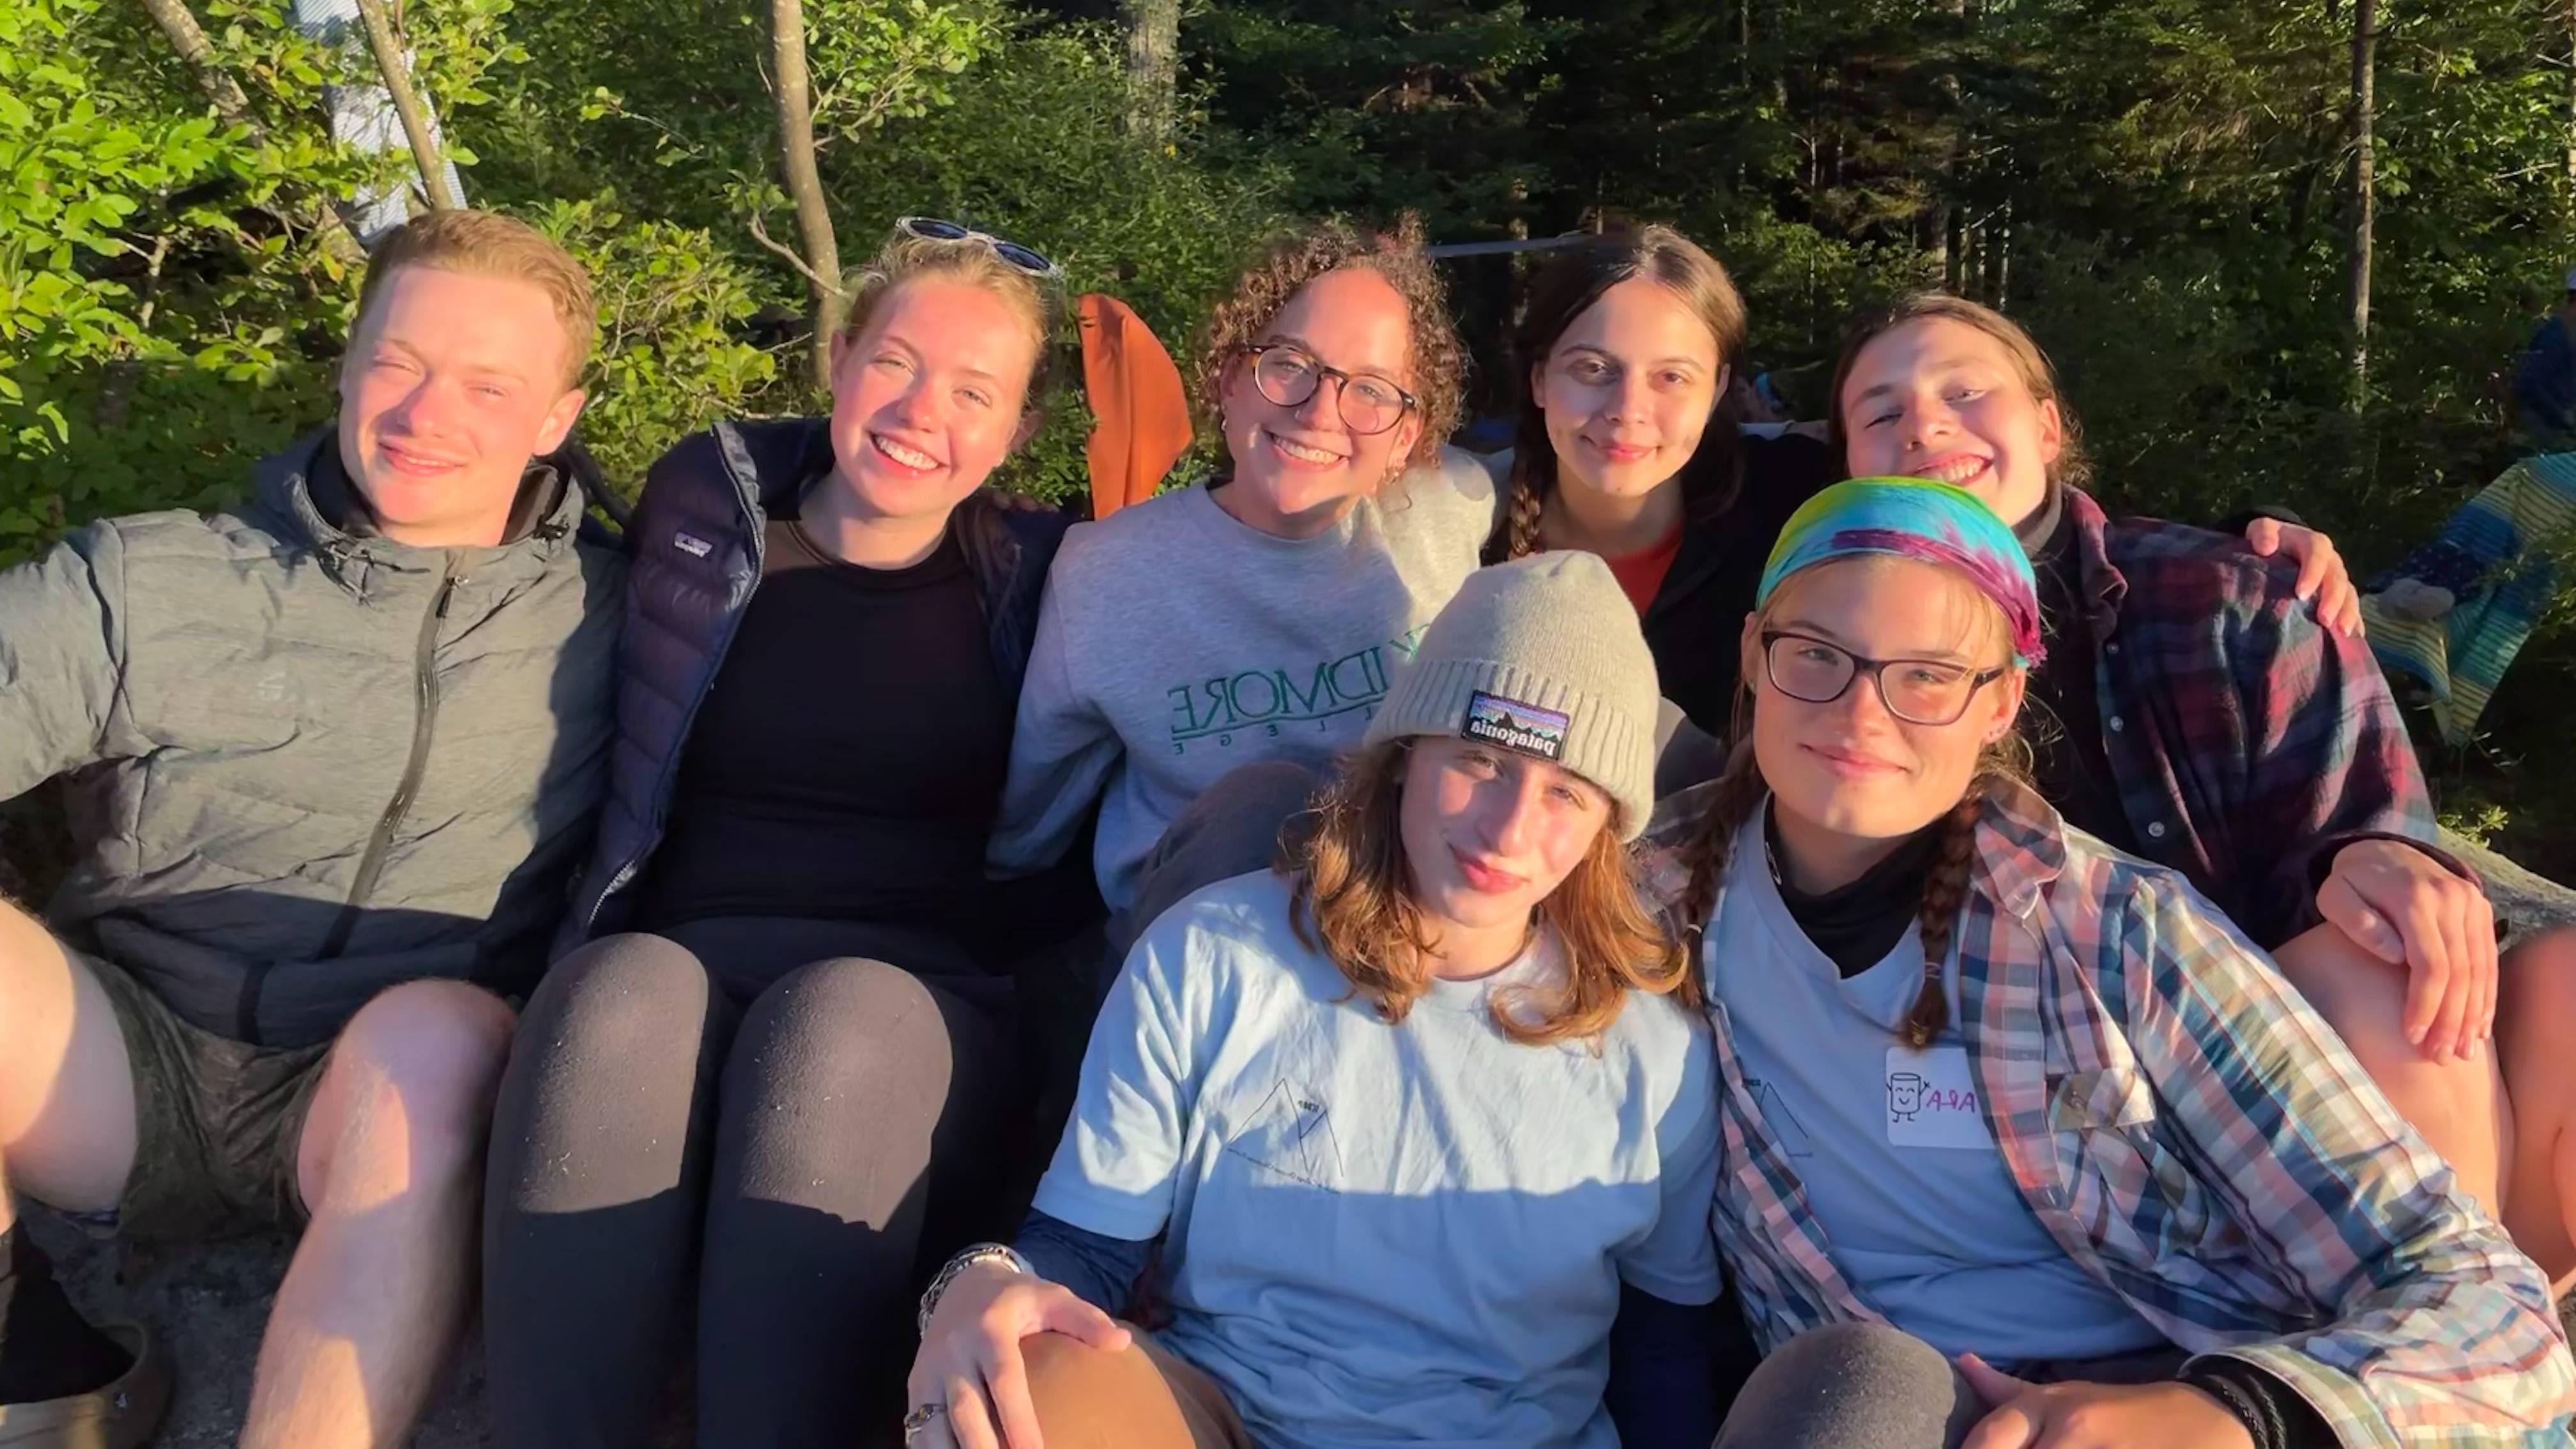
[824,277,1042,529]
[1217,266,1423,538]
[336,266,586,548]
[1747,555,2025,852]
[1534,277,1726,502]
[1838,316,2064,527]
[1396,735,1612,955]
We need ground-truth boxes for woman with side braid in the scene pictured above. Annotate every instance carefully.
[1666,478,2573,1448]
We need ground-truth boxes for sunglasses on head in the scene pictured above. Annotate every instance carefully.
[894,217,1059,278]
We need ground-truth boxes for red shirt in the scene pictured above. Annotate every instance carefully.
[1603,523,1685,614]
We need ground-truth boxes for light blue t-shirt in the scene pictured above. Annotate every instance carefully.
[1703,810,2160,1363]
[1036,870,1723,1449]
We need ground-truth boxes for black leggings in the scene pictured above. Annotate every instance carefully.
[482,918,1022,1448]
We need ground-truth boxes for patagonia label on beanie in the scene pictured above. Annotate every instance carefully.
[1462,691,1569,762]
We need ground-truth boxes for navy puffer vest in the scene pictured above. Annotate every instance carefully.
[564,417,1072,946]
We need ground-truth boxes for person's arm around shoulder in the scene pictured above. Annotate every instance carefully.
[2111,868,2573,1438]
[0,523,144,798]
[2221,561,2499,1060]
[988,549,1120,879]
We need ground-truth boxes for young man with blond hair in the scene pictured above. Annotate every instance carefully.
[0,208,622,1449]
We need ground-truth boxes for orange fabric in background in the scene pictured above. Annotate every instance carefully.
[1078,293,1194,520]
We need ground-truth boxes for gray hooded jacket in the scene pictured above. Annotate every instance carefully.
[0,429,624,1046]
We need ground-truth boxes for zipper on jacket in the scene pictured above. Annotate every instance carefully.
[317,555,461,960]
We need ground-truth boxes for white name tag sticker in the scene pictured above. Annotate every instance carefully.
[1884,1045,1993,1150]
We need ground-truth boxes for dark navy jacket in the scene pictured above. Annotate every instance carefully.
[563,417,1074,946]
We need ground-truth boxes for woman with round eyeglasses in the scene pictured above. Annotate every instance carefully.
[482,218,1092,1448]
[988,215,1500,981]
[1660,477,2572,1447]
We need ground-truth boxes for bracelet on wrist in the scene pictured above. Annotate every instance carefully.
[917,1242,1034,1338]
[2180,1365,2276,1449]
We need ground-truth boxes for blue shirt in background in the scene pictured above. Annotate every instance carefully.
[2515,314,2576,441]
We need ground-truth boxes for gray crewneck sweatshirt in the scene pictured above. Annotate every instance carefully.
[988,448,1499,912]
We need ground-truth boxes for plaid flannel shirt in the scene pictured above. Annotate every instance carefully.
[2067,490,2453,950]
[1648,782,2574,1446]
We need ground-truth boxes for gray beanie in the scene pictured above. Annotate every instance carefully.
[1363,551,1660,838]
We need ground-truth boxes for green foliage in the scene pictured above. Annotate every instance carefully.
[0,0,369,557]
[526,198,778,487]
[0,0,788,554]
[462,4,1282,498]
[12,0,2576,854]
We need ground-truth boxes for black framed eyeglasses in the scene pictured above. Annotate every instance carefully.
[1237,343,1418,436]
[894,216,1059,277]
[1758,629,2008,726]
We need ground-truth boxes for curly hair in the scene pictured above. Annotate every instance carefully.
[1490,224,1750,564]
[1674,563,2031,1049]
[1826,292,2092,492]
[1193,215,1467,470]
[1286,741,1698,1045]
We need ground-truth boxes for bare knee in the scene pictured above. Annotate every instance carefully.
[305,980,516,1201]
[2496,928,2576,1280]
[0,900,85,1140]
[2503,926,2576,990]
[0,909,137,1211]
[2277,926,2472,1083]
[1020,1331,1142,1434]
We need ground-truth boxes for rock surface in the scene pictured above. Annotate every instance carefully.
[29,1211,498,1448]
[32,1206,2576,1446]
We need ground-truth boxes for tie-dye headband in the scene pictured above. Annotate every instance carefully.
[1756,477,2046,667]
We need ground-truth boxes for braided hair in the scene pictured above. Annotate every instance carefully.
[1677,743,2025,1048]
[1485,225,1749,564]
[1678,558,2033,1049]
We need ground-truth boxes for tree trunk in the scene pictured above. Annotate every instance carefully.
[1121,0,1181,146]
[351,0,461,211]
[135,0,254,123]
[768,0,843,387]
[1933,0,1966,303]
[1985,199,2012,310]
[2345,0,2377,413]
[130,0,365,264]
[2564,0,2575,184]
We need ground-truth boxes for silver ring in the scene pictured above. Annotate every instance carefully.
[901,1402,947,1445]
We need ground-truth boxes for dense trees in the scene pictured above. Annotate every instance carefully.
[6,0,2573,859]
